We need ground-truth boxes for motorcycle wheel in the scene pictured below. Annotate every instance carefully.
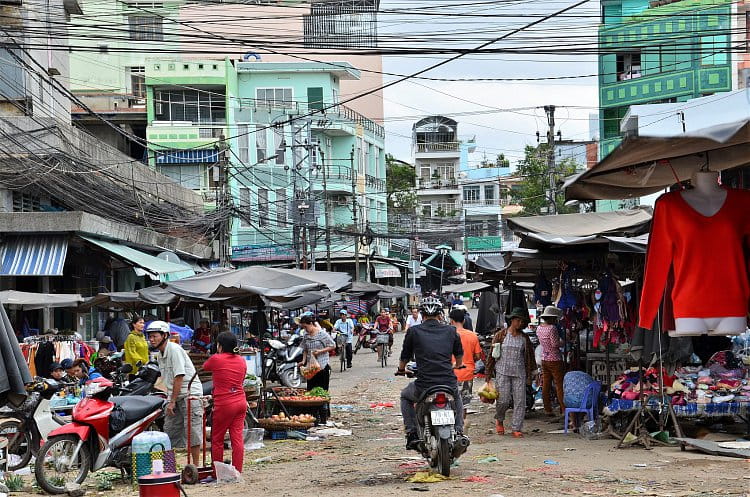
[0,419,33,471]
[279,366,302,388]
[436,438,451,477]
[35,435,91,495]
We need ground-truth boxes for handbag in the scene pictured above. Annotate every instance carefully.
[491,342,502,360]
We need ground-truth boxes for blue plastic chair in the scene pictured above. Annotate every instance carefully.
[564,381,601,434]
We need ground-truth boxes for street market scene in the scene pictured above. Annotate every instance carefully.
[3,0,750,495]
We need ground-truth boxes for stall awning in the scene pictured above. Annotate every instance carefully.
[422,250,465,269]
[373,262,401,279]
[506,209,652,237]
[81,236,195,282]
[0,290,83,309]
[0,235,68,276]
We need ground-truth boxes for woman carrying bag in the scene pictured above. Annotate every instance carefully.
[485,308,537,438]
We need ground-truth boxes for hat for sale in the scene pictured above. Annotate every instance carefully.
[506,307,530,322]
[540,306,562,318]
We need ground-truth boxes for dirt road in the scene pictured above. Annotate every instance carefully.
[15,331,750,496]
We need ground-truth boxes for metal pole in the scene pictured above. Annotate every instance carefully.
[544,105,557,215]
[439,249,446,294]
[320,149,332,271]
[218,135,230,267]
[351,147,360,282]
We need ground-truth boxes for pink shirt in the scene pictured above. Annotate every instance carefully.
[536,324,562,362]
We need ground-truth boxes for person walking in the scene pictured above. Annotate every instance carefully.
[124,316,149,374]
[333,309,355,368]
[536,306,566,416]
[485,307,536,438]
[202,332,248,477]
[298,314,336,391]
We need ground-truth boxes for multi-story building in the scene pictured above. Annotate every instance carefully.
[598,0,732,158]
[68,0,383,159]
[145,58,387,275]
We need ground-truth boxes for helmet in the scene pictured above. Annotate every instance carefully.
[145,320,170,336]
[420,296,443,316]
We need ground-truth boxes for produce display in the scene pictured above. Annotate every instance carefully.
[277,388,331,403]
[305,387,330,399]
[267,412,315,423]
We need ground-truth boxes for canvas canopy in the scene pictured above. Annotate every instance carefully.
[0,290,83,310]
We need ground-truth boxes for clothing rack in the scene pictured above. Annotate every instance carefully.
[23,335,79,344]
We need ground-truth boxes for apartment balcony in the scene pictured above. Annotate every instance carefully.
[365,174,386,192]
[147,122,227,150]
[462,198,508,216]
[416,179,460,195]
[310,165,354,194]
[415,142,461,158]
[255,100,384,139]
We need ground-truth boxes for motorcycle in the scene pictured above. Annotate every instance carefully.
[0,378,70,471]
[396,367,470,477]
[353,324,377,353]
[263,334,304,388]
[34,377,165,495]
[115,361,165,398]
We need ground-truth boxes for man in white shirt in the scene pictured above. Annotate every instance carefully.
[146,321,203,464]
[333,309,355,368]
[405,307,423,330]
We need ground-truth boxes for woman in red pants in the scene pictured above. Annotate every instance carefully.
[203,331,248,476]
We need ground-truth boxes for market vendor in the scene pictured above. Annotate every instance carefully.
[537,306,566,416]
[147,320,203,465]
[63,358,102,387]
[190,319,212,354]
[124,316,149,374]
[297,314,336,391]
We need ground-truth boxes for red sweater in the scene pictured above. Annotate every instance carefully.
[639,189,750,329]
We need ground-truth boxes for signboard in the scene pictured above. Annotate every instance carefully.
[586,353,630,385]
[465,236,502,252]
[374,263,401,278]
[232,244,295,262]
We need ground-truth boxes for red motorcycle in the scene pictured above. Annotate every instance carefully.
[353,323,377,353]
[34,377,165,494]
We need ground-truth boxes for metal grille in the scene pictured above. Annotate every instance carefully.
[304,0,378,49]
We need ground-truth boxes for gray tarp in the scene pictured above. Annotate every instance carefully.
[605,234,649,254]
[0,290,83,310]
[474,254,509,273]
[164,267,351,305]
[506,209,652,236]
[442,282,490,293]
[564,119,750,201]
[0,304,31,407]
[78,286,178,311]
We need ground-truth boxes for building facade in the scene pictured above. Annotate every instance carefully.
[145,59,387,270]
[598,0,732,157]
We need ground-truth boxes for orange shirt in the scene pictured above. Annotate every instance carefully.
[455,328,481,382]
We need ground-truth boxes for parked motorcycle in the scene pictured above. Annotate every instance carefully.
[263,334,304,388]
[0,378,70,471]
[34,377,165,494]
[396,367,470,477]
[115,361,164,398]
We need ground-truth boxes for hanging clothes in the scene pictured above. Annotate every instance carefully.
[534,272,553,307]
[34,341,55,378]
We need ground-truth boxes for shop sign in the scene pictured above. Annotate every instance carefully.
[232,244,295,261]
[465,236,502,252]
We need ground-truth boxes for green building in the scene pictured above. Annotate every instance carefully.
[144,59,388,273]
[599,0,732,158]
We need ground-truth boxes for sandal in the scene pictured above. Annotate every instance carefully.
[495,420,505,435]
[512,431,524,438]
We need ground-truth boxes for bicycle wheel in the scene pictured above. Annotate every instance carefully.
[339,345,346,372]
[380,344,387,368]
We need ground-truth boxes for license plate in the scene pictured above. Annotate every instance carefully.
[430,409,455,426]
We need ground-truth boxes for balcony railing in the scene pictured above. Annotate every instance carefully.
[416,142,459,153]
[365,174,385,191]
[323,165,353,182]
[462,198,510,207]
[419,179,458,190]
[253,100,385,138]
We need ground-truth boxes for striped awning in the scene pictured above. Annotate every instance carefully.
[0,235,68,276]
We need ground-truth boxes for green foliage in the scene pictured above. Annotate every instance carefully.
[480,153,510,168]
[4,474,24,491]
[386,154,417,213]
[94,471,121,490]
[510,144,580,215]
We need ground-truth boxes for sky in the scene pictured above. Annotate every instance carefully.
[377,0,601,167]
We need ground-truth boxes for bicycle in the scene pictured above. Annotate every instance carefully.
[336,334,347,372]
[376,332,390,368]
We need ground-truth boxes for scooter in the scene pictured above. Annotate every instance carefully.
[263,334,304,388]
[34,377,165,495]
[0,377,70,471]
[396,367,470,477]
[353,324,377,353]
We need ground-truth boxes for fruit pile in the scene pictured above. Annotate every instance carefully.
[266,412,316,424]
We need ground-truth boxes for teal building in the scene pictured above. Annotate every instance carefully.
[144,59,387,270]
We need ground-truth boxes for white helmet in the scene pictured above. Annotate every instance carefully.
[420,296,443,316]
[145,320,170,336]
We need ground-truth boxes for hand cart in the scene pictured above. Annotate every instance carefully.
[181,372,213,484]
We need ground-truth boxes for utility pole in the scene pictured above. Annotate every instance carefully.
[320,149,332,271]
[217,135,230,267]
[544,105,557,215]
[350,147,360,282]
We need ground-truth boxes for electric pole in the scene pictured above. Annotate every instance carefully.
[544,105,557,215]
[320,149,332,271]
[350,147,360,282]
[217,135,230,267]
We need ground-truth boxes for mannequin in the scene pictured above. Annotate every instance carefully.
[639,169,750,337]
[675,171,744,335]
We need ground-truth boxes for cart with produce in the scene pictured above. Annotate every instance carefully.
[269,387,331,425]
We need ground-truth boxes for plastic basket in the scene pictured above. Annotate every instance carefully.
[131,445,177,485]
[376,334,391,344]
[269,431,287,440]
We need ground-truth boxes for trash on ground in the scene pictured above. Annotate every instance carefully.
[462,475,492,483]
[477,456,499,463]
[544,460,559,465]
[407,471,451,483]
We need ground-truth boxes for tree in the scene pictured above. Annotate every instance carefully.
[510,144,579,215]
[386,154,417,213]
[480,153,510,169]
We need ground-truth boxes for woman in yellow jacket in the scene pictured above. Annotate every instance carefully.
[124,316,149,373]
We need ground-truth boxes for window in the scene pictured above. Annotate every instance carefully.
[701,35,728,66]
[463,186,480,203]
[307,87,324,111]
[237,124,249,163]
[419,164,431,182]
[276,188,287,225]
[616,52,641,80]
[156,164,204,190]
[258,188,269,227]
[255,125,267,162]
[128,15,163,41]
[12,191,41,212]
[38,74,44,105]
[238,187,251,228]
[602,106,628,139]
[484,185,495,202]
[436,162,455,183]
[130,66,145,98]
[273,124,285,165]
[420,202,432,217]
[154,89,226,123]
[310,137,319,168]
[256,88,293,108]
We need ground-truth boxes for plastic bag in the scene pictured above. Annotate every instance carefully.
[478,382,498,404]
[301,355,321,380]
[214,461,244,484]
[243,428,265,450]
[580,419,602,440]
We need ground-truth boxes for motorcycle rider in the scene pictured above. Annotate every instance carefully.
[146,320,203,464]
[398,296,465,450]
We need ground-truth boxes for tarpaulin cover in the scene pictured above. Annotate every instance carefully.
[0,303,31,407]
[0,290,83,309]
[442,282,490,293]
[506,209,652,237]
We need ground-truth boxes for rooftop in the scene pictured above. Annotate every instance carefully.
[237,61,360,80]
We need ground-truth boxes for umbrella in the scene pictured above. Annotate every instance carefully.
[164,266,351,306]
[0,303,31,407]
[564,119,750,201]
[0,290,83,310]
